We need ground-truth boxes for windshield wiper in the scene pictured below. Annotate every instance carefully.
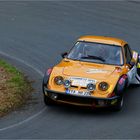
[81,55,105,62]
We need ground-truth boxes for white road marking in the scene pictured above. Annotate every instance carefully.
[0,51,46,131]
[0,51,44,76]
[0,108,46,131]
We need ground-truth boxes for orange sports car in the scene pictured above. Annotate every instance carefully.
[43,36,140,111]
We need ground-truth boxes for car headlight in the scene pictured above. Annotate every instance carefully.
[54,76,64,85]
[98,82,109,91]
[64,80,71,88]
[87,83,96,91]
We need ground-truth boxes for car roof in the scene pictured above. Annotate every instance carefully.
[77,35,127,47]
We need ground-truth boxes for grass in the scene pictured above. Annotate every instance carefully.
[0,59,33,117]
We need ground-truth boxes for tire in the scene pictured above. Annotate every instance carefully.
[44,94,54,106]
[137,68,140,77]
[136,68,140,86]
[112,97,124,111]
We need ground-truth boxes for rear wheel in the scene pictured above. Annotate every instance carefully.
[136,66,140,85]
[137,55,140,77]
[137,68,140,77]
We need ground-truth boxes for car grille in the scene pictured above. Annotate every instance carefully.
[58,94,95,105]
[48,91,96,105]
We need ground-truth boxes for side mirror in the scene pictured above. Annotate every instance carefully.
[61,52,68,58]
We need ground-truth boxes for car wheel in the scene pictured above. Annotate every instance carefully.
[137,68,140,76]
[44,95,54,105]
[135,68,140,86]
[112,97,124,111]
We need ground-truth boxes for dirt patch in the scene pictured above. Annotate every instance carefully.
[0,60,33,117]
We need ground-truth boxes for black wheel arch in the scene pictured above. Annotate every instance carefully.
[42,74,51,94]
[114,74,128,96]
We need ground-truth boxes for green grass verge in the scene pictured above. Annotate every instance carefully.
[0,59,33,117]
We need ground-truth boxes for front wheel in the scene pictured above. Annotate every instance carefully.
[44,95,54,106]
[112,97,124,111]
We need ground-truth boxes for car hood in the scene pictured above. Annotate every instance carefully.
[60,59,118,81]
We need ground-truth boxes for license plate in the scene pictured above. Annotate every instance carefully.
[66,89,91,96]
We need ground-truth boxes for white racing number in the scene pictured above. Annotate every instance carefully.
[65,77,96,96]
[69,77,96,87]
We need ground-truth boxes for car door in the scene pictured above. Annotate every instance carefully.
[124,45,137,84]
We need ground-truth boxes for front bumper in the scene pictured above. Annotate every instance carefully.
[44,88,120,107]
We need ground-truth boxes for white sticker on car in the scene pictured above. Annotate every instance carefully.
[69,77,96,87]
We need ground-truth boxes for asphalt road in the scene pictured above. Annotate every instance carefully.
[0,1,140,139]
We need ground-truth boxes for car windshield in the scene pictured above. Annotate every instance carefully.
[67,41,123,65]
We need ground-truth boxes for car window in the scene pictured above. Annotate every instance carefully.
[124,45,132,64]
[67,41,124,66]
